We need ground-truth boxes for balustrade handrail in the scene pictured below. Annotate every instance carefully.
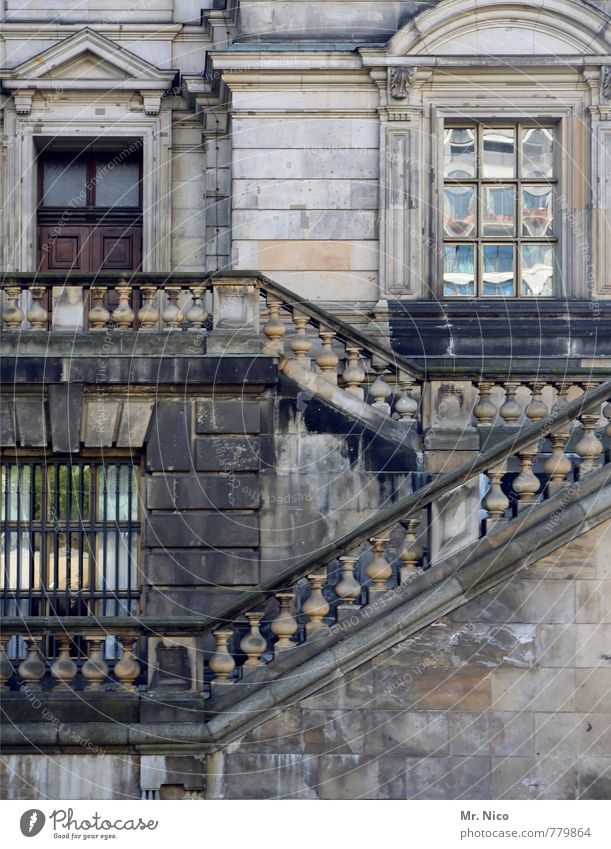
[254,272,424,380]
[197,377,611,632]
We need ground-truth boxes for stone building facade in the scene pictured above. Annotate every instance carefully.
[1,0,611,800]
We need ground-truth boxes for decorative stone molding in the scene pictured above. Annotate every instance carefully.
[143,94,163,115]
[388,66,416,99]
[601,67,611,102]
[12,91,34,115]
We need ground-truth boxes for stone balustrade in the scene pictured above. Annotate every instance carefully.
[202,380,611,696]
[0,623,142,693]
[0,275,210,333]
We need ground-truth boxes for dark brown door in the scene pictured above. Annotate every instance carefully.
[39,226,91,271]
[37,148,143,274]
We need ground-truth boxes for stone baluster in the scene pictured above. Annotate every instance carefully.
[186,284,208,330]
[50,637,78,689]
[271,591,298,652]
[114,637,141,692]
[88,286,111,331]
[240,612,267,670]
[27,286,49,330]
[366,537,392,597]
[18,638,46,690]
[343,347,366,400]
[162,285,183,330]
[398,518,424,583]
[137,285,160,331]
[262,295,287,354]
[316,329,339,384]
[483,465,510,528]
[395,374,419,422]
[335,556,362,619]
[82,636,110,692]
[112,284,135,331]
[575,411,604,476]
[525,381,549,423]
[1,285,25,330]
[0,636,13,690]
[302,569,331,638]
[604,402,611,440]
[290,311,313,362]
[369,356,392,415]
[513,444,541,509]
[499,381,522,426]
[543,431,573,492]
[473,381,497,427]
[209,629,236,685]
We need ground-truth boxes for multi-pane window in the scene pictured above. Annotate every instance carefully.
[442,124,557,297]
[1,460,139,617]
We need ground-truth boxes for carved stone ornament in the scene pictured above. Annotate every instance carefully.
[389,67,416,100]
[601,67,611,101]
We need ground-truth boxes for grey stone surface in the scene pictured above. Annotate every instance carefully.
[145,550,260,586]
[14,397,47,447]
[145,511,259,548]
[194,436,261,471]
[147,474,260,510]
[48,384,82,453]
[195,399,261,434]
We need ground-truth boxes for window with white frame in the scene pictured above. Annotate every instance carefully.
[442,123,557,298]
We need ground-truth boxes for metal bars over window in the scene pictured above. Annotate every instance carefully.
[442,124,558,298]
[1,460,139,617]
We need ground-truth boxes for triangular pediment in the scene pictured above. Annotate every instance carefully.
[2,28,176,91]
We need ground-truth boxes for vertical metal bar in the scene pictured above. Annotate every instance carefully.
[102,464,108,616]
[78,464,85,615]
[65,462,73,614]
[126,464,133,613]
[41,464,48,616]
[52,463,60,615]
[90,463,97,615]
[15,464,23,616]
[2,464,9,616]
[28,461,35,615]
[114,464,120,617]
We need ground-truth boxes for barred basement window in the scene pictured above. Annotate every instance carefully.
[442,124,557,297]
[1,460,139,616]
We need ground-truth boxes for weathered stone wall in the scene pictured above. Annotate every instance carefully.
[220,521,611,799]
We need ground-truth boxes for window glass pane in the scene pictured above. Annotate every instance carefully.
[95,159,140,207]
[42,158,87,207]
[444,128,476,178]
[521,127,554,178]
[443,186,476,237]
[482,128,516,178]
[482,186,516,237]
[482,244,515,296]
[443,244,475,297]
[522,186,554,237]
[521,244,554,296]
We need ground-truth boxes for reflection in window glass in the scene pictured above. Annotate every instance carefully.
[444,186,476,237]
[444,128,476,178]
[443,244,475,297]
[521,127,554,178]
[482,128,516,179]
[522,186,554,237]
[95,160,140,207]
[521,244,554,297]
[42,159,87,207]
[482,244,515,297]
[482,186,516,237]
